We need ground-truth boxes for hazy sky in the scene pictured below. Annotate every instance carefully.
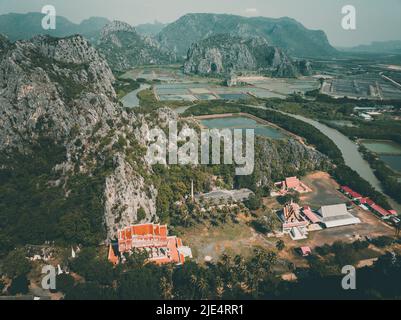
[1,0,400,47]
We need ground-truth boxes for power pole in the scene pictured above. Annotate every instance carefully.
[191,180,194,202]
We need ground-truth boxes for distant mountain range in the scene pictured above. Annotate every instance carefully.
[0,11,341,77]
[157,13,337,58]
[0,12,110,41]
[0,12,336,60]
[341,41,401,55]
[135,21,169,37]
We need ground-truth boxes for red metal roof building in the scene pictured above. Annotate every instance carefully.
[340,186,363,200]
[360,198,376,206]
[370,204,391,217]
[341,187,398,219]
[359,198,397,217]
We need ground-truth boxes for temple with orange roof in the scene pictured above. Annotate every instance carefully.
[271,176,312,197]
[278,201,309,240]
[108,223,192,266]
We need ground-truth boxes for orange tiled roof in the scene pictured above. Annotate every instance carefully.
[113,223,189,266]
[285,177,300,189]
[159,225,167,237]
[132,223,153,236]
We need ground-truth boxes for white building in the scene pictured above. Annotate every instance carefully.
[359,113,373,121]
[318,204,361,229]
[195,189,254,204]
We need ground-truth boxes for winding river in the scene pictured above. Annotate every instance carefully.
[121,84,151,108]
[287,113,383,191]
[276,111,401,212]
[198,106,401,211]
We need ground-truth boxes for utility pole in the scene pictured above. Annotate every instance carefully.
[191,180,194,202]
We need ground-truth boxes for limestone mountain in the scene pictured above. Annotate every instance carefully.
[157,13,336,59]
[252,137,329,189]
[136,21,169,37]
[0,33,328,248]
[183,34,311,77]
[0,12,110,42]
[0,34,160,241]
[96,21,176,72]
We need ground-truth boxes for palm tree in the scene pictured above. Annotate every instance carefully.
[276,240,285,251]
[197,277,209,299]
[220,253,232,267]
[190,274,198,299]
[190,274,197,286]
[160,276,173,299]
[215,276,225,299]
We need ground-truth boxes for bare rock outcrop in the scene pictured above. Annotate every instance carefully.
[0,34,161,241]
[183,34,307,78]
[97,20,175,71]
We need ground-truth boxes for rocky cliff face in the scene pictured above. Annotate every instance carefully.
[0,33,327,244]
[97,20,175,72]
[101,20,136,37]
[184,34,307,78]
[253,137,330,188]
[0,34,10,54]
[296,60,313,77]
[157,13,337,59]
[0,34,116,148]
[0,34,160,240]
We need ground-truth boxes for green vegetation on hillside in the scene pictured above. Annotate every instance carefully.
[0,137,108,258]
[266,97,401,206]
[183,102,391,208]
[113,77,140,99]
